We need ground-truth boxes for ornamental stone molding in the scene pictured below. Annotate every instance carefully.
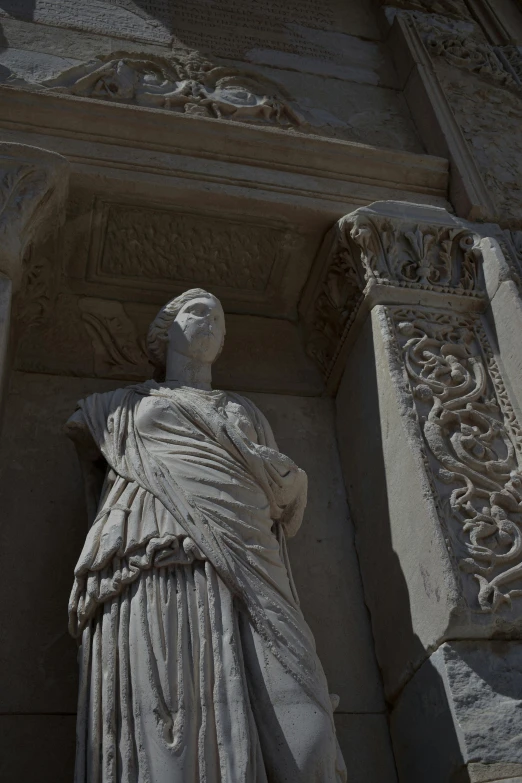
[301,201,486,386]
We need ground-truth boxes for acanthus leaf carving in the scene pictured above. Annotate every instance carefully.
[390,308,522,613]
[78,298,151,379]
[24,51,305,130]
[304,228,365,376]
[349,213,483,293]
[304,208,485,382]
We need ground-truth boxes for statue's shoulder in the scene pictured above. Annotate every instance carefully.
[79,381,153,414]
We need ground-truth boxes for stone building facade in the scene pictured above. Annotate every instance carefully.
[0,1,522,781]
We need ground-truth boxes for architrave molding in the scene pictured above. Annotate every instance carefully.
[0,85,450,212]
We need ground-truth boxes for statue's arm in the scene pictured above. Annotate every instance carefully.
[64,408,107,526]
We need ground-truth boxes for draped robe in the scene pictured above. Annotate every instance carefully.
[69,382,347,782]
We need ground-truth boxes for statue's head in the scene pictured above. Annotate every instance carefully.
[147,288,226,378]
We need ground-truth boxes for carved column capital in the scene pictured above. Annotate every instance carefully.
[301,200,486,390]
[0,142,69,290]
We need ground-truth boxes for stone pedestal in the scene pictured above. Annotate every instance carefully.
[0,142,69,425]
[302,200,522,780]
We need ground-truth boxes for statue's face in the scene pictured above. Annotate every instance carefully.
[167,294,225,363]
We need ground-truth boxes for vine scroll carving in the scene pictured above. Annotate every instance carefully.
[391,309,522,612]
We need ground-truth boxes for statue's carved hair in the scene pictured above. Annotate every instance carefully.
[147,288,217,378]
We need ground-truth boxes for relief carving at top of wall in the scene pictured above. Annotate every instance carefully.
[27,51,304,129]
[405,12,522,224]
[304,206,484,379]
[389,307,522,613]
[380,0,472,21]
[421,27,517,89]
[439,78,522,224]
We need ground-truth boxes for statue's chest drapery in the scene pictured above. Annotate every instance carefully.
[134,391,274,533]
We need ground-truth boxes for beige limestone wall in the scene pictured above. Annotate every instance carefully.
[0,370,396,782]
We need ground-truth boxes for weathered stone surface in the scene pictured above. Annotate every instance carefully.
[391,641,522,783]
[0,142,68,427]
[334,713,398,783]
[0,46,422,150]
[0,0,382,52]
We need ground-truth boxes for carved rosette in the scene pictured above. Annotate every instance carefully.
[386,307,522,613]
[303,204,485,382]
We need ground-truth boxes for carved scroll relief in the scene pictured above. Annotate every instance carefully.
[387,307,522,613]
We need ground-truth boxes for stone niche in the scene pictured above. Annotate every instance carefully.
[0,134,408,781]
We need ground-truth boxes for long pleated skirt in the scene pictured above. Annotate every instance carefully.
[74,561,345,783]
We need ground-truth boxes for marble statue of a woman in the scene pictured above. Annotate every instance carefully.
[66,288,347,783]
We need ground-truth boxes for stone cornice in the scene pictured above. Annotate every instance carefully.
[0,85,449,207]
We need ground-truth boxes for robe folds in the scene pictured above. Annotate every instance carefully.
[69,381,347,782]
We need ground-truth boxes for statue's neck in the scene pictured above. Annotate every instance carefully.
[164,349,213,391]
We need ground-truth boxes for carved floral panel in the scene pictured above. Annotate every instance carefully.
[389,307,522,613]
[90,202,298,296]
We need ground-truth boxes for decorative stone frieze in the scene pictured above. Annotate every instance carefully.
[95,201,296,293]
[17,51,304,130]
